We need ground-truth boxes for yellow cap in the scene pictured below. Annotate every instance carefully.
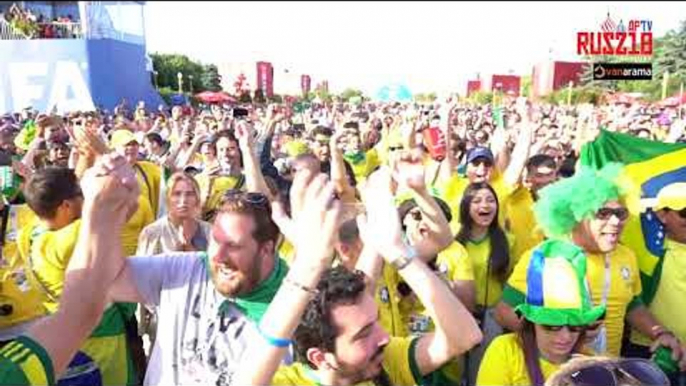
[110,129,138,149]
[653,182,686,211]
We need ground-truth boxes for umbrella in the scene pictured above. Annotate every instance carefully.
[660,93,686,107]
[194,91,236,104]
[375,84,413,102]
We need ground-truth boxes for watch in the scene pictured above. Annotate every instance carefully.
[390,247,417,271]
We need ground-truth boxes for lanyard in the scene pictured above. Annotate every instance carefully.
[586,253,611,306]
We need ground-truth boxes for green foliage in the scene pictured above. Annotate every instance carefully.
[414,92,438,103]
[339,88,365,102]
[520,75,532,98]
[254,89,267,104]
[151,53,223,94]
[238,91,252,104]
[201,64,223,92]
[468,91,494,105]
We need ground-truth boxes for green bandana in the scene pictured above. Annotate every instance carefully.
[202,253,289,323]
[343,151,365,165]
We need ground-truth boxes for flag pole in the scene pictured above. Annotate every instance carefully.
[680,82,684,120]
[567,81,574,106]
[662,71,670,101]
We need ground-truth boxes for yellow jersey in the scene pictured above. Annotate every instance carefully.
[0,205,45,330]
[271,337,422,386]
[0,336,54,386]
[477,333,561,386]
[631,239,686,346]
[504,186,545,262]
[463,233,516,308]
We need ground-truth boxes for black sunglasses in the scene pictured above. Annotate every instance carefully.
[220,190,268,207]
[564,359,669,386]
[595,207,629,222]
[540,324,586,334]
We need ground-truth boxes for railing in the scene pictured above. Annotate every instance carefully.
[0,18,82,40]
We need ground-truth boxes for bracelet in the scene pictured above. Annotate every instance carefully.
[256,324,292,348]
[284,277,320,295]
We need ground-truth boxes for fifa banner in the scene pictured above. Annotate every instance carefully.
[256,61,274,98]
[579,130,686,305]
[0,39,164,114]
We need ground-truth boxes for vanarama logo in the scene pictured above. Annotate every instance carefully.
[578,13,654,81]
[577,13,653,56]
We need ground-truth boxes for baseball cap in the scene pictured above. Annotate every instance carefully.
[649,182,686,211]
[110,129,138,148]
[466,146,494,164]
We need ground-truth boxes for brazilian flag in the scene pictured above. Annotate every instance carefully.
[579,129,686,305]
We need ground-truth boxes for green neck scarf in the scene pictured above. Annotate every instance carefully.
[343,151,365,165]
[208,255,289,324]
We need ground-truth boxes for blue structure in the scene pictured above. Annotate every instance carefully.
[0,1,164,114]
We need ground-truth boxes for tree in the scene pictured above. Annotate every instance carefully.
[339,88,364,102]
[254,89,267,104]
[239,91,252,104]
[201,64,223,92]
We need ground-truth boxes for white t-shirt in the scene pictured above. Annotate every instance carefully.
[129,252,288,386]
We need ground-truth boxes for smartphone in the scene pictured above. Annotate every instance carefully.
[233,108,249,119]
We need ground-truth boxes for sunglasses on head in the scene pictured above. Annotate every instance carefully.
[220,190,268,207]
[540,324,586,333]
[595,207,629,221]
[563,358,669,386]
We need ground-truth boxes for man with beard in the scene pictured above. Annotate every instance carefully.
[234,167,482,386]
[105,187,288,386]
[504,154,559,260]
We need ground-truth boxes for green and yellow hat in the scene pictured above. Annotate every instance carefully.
[515,240,606,326]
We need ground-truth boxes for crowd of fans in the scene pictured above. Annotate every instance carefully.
[0,94,684,386]
[1,3,78,39]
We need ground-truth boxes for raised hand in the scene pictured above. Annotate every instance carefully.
[358,167,409,261]
[80,153,140,227]
[392,148,426,192]
[235,120,255,151]
[285,169,342,270]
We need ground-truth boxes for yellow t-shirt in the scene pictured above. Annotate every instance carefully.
[503,244,642,357]
[376,263,405,337]
[347,148,381,185]
[277,238,296,265]
[436,172,516,234]
[196,174,244,217]
[477,333,561,386]
[631,239,686,346]
[120,161,161,257]
[271,336,420,386]
[504,186,545,262]
[461,233,516,308]
[0,205,45,329]
[17,220,81,313]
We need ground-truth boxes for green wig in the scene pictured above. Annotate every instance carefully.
[533,163,625,239]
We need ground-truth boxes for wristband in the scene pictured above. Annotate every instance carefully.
[256,324,292,348]
[284,277,319,295]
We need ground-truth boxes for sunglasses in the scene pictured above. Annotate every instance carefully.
[563,359,669,386]
[540,324,586,334]
[408,210,423,222]
[595,207,629,221]
[388,146,403,152]
[220,190,269,207]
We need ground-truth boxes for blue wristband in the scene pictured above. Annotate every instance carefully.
[257,324,292,348]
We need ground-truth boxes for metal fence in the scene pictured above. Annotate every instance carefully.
[0,18,82,40]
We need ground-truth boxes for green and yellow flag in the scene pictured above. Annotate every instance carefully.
[579,130,686,304]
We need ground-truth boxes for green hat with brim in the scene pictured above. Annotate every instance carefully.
[515,240,606,326]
